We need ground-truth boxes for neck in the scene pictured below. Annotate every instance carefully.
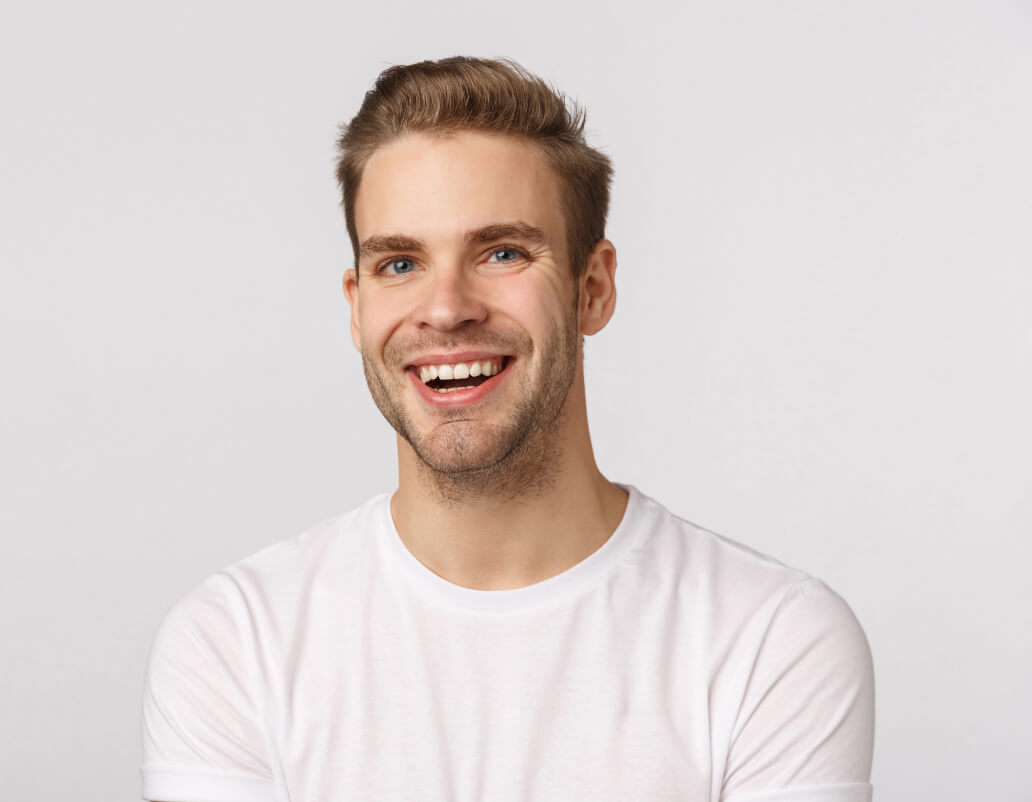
[389,379,628,590]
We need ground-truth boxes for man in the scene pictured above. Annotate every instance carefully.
[141,57,875,801]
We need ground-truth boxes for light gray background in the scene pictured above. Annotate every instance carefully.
[2,1,1029,800]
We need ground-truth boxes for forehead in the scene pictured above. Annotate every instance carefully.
[354,131,566,248]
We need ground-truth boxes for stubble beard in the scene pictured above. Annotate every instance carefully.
[361,318,580,505]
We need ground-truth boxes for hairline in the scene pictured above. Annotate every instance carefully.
[336,58,611,282]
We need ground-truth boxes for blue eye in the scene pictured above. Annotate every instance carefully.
[382,258,417,275]
[488,248,520,263]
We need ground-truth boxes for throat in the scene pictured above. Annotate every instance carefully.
[428,374,491,392]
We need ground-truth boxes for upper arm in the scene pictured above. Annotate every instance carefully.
[140,575,278,802]
[720,578,875,801]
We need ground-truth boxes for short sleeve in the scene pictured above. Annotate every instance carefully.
[140,574,279,802]
[720,578,875,802]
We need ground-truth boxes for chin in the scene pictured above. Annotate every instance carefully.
[407,420,517,475]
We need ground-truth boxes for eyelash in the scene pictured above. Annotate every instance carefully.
[374,245,531,277]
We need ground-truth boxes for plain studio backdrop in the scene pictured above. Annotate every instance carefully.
[2,1,1029,800]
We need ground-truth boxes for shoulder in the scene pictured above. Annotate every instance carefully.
[625,486,873,704]
[624,489,875,794]
[625,489,875,796]
[141,494,392,788]
[228,493,389,588]
[148,493,389,660]
[626,487,813,603]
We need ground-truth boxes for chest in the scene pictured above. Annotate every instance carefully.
[268,592,724,801]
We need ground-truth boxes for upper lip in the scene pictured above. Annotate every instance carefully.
[406,352,510,368]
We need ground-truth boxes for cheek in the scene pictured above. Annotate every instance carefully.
[483,272,573,328]
[357,296,406,353]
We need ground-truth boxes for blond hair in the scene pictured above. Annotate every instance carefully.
[336,57,613,277]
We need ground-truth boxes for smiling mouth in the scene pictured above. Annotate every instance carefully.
[415,357,509,394]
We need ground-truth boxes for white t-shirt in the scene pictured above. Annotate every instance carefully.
[140,486,874,802]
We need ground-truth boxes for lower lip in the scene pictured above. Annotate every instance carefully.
[408,361,513,407]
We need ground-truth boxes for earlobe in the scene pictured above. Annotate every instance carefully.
[579,239,617,336]
[343,269,362,351]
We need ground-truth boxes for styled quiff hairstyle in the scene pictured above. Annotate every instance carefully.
[336,56,613,278]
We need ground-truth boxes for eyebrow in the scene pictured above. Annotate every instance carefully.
[358,222,548,261]
[359,234,424,260]
[464,222,547,246]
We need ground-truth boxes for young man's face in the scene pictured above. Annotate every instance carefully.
[345,131,583,476]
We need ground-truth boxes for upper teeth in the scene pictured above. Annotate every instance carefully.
[419,359,503,384]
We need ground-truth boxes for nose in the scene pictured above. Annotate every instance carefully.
[415,267,488,332]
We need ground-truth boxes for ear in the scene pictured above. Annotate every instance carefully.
[578,239,617,336]
[342,269,362,351]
